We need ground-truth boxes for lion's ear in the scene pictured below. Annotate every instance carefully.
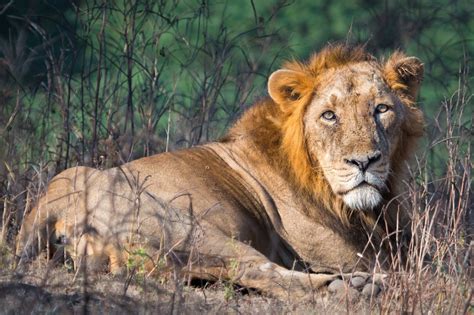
[384,52,424,100]
[268,69,311,106]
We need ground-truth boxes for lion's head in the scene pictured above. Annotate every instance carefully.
[267,45,424,214]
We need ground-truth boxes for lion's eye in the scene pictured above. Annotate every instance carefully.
[375,104,389,113]
[321,110,337,121]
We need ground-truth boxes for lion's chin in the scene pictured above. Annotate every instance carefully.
[342,185,382,211]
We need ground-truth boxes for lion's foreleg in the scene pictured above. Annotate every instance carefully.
[179,234,339,300]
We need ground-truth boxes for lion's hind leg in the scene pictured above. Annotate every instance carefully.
[15,203,64,268]
[15,166,94,268]
[15,205,49,266]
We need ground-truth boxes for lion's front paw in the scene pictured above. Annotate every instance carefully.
[327,273,385,299]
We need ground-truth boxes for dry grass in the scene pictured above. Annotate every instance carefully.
[377,78,473,313]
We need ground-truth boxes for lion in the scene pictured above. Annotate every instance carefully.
[15,44,424,299]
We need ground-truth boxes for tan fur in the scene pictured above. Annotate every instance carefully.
[16,44,424,299]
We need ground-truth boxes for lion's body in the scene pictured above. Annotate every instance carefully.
[16,45,424,299]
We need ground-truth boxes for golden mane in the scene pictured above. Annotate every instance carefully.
[226,44,424,234]
[284,44,374,75]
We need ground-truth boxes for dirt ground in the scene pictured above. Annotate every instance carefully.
[0,259,379,314]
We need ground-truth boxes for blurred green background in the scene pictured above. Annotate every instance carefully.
[0,0,472,176]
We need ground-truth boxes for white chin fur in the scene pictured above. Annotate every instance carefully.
[342,186,382,211]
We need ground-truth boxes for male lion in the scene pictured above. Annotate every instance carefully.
[16,45,424,299]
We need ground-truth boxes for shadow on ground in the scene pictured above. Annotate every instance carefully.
[0,261,378,314]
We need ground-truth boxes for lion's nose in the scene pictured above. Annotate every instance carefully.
[344,151,381,172]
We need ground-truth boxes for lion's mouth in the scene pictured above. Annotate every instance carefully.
[353,181,379,191]
[339,181,379,195]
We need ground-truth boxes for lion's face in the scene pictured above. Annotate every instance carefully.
[304,63,404,210]
[268,47,424,212]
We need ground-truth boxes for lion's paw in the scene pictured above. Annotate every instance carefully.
[327,273,385,299]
